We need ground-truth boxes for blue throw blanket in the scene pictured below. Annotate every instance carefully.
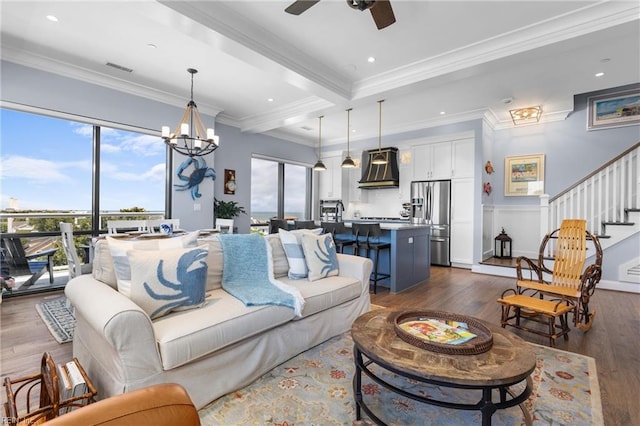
[219,234,304,317]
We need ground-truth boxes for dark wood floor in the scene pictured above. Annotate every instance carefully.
[1,267,638,425]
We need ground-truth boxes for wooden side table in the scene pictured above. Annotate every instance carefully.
[351,310,536,426]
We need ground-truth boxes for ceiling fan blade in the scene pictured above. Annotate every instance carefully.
[370,0,395,30]
[285,0,321,15]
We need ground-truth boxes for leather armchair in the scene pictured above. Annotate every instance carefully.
[44,383,200,426]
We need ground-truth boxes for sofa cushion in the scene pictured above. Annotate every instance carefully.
[279,274,362,318]
[264,234,289,278]
[278,228,323,279]
[199,236,224,291]
[128,246,209,319]
[300,233,339,281]
[92,239,117,289]
[107,232,200,297]
[152,290,296,370]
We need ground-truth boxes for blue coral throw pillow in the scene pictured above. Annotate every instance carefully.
[128,245,209,319]
[300,233,339,281]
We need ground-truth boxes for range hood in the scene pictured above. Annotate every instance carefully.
[359,147,400,189]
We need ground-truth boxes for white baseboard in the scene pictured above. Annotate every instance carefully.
[597,279,640,294]
[471,265,639,294]
[471,263,517,278]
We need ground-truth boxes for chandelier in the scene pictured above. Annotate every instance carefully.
[161,68,219,157]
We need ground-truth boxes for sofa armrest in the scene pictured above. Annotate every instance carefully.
[337,253,373,301]
[65,276,163,382]
[44,383,200,426]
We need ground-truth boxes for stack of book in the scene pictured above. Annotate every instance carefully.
[56,360,88,413]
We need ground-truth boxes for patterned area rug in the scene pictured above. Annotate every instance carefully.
[35,296,75,344]
[199,332,602,425]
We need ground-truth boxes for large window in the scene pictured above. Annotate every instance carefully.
[99,125,166,214]
[0,108,166,296]
[250,157,311,225]
[1,109,93,212]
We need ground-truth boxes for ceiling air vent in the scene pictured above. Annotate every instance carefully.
[105,62,133,73]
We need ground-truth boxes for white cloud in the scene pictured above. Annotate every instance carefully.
[0,155,76,183]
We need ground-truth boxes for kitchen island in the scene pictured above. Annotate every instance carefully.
[342,220,430,293]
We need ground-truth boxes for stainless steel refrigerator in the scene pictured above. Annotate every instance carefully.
[410,180,451,266]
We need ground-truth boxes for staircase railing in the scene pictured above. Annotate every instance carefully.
[546,142,639,235]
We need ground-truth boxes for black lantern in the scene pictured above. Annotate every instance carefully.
[494,228,512,259]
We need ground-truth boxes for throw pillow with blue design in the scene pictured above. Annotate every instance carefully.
[300,233,339,281]
[128,245,209,319]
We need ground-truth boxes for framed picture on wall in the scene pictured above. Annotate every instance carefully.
[224,169,236,195]
[504,154,545,196]
[587,89,640,130]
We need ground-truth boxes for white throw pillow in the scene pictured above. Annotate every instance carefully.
[128,246,209,320]
[107,232,199,297]
[300,233,339,281]
[278,228,322,279]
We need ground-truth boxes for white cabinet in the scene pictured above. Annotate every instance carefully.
[412,138,474,181]
[451,138,474,178]
[450,178,474,266]
[317,156,342,200]
[347,165,367,203]
[412,142,452,180]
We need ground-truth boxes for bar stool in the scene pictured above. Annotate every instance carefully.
[269,219,288,234]
[352,223,390,294]
[294,220,317,230]
[321,222,355,254]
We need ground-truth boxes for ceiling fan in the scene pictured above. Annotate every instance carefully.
[285,0,396,30]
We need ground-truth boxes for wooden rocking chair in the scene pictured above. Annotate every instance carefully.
[498,219,603,345]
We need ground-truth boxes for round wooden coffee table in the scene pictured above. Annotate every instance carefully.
[351,309,536,426]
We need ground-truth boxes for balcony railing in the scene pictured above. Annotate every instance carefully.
[0,211,165,298]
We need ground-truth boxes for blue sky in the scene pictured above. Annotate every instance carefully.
[1,109,166,211]
[1,108,308,216]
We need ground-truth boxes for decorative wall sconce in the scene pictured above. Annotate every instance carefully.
[509,106,542,125]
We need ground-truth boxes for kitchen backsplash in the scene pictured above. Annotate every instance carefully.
[345,190,409,219]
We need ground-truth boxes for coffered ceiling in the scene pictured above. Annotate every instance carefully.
[1,1,638,147]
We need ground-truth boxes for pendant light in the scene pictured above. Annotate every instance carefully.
[371,99,387,164]
[313,115,327,171]
[341,108,356,168]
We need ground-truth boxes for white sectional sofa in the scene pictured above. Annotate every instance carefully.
[64,233,373,409]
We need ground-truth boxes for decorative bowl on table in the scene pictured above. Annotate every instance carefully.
[392,310,493,355]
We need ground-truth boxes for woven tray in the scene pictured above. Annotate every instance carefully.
[392,310,493,355]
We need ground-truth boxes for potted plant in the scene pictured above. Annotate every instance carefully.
[214,198,246,219]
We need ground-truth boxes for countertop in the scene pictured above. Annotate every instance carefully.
[342,219,429,230]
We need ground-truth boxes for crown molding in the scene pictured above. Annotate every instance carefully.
[158,1,352,103]
[235,97,335,134]
[0,45,224,117]
[352,1,640,99]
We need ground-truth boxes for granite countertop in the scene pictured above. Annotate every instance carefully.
[342,220,429,230]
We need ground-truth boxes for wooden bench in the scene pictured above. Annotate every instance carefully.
[497,293,575,347]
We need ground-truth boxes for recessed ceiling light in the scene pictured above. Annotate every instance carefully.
[367,56,376,63]
[595,72,605,77]
[267,98,274,102]
[46,15,58,22]
[440,111,446,115]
